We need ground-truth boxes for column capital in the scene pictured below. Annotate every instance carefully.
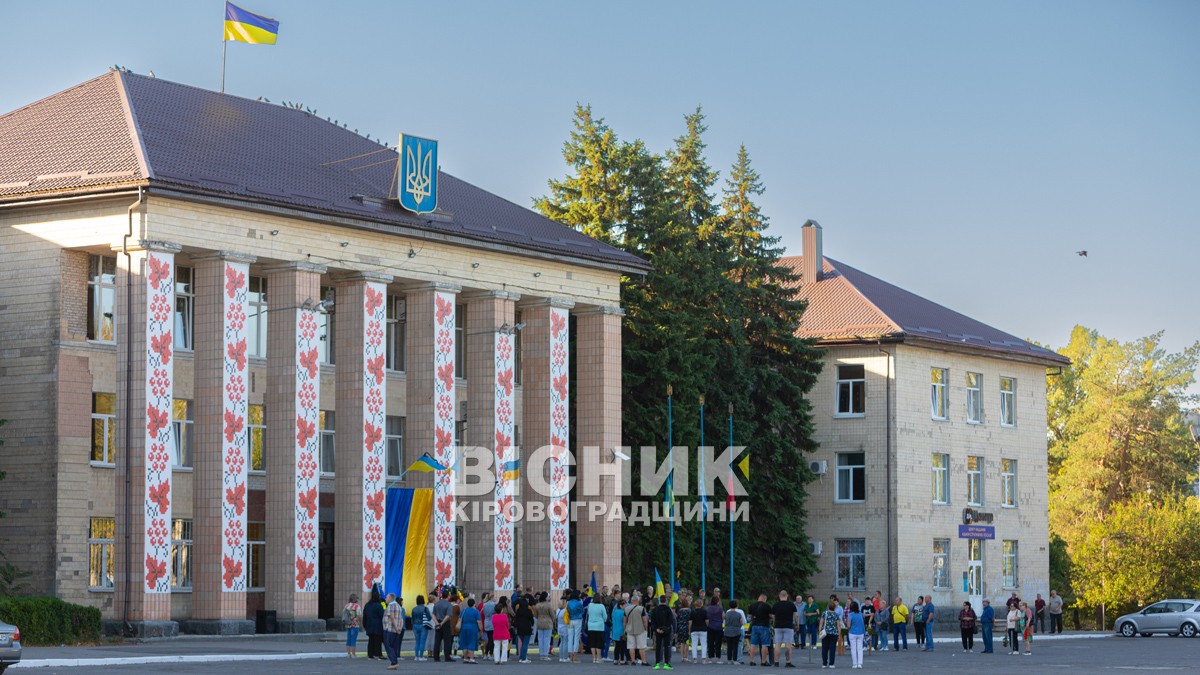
[573,304,625,317]
[334,271,394,285]
[402,281,462,294]
[518,297,576,310]
[262,260,327,275]
[462,289,521,303]
[111,239,183,254]
[190,250,258,265]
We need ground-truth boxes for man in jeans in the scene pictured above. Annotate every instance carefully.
[979,599,995,653]
[1047,590,1064,634]
[432,591,454,662]
[650,595,675,670]
[1035,593,1047,633]
[921,594,936,651]
[890,596,909,650]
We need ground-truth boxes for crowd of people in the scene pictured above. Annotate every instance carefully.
[338,583,1066,670]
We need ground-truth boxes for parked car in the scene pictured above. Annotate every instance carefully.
[0,619,20,673]
[1114,599,1200,638]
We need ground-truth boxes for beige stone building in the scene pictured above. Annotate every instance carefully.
[0,73,638,634]
[782,221,1067,620]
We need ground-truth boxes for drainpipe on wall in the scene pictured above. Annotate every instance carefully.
[878,341,894,602]
[121,186,143,635]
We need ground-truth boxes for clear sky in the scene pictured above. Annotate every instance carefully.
[4,0,1198,391]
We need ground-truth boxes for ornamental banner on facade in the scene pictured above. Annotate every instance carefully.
[220,261,250,591]
[144,251,175,593]
[548,306,570,590]
[493,331,516,591]
[432,291,456,585]
[361,282,388,591]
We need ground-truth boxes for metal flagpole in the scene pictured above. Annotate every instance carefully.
[221,39,227,93]
[667,385,675,594]
[696,393,700,588]
[728,403,734,600]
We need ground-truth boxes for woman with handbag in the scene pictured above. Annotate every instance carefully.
[411,595,432,661]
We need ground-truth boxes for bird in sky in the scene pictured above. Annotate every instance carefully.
[1076,250,1088,257]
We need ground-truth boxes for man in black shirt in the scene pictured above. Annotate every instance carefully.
[649,595,676,669]
[747,593,773,666]
[772,591,798,667]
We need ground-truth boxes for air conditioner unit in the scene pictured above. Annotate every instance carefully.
[810,540,823,556]
[809,460,828,475]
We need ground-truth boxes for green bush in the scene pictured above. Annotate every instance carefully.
[0,596,102,645]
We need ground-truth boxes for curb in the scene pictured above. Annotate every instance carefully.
[10,652,346,669]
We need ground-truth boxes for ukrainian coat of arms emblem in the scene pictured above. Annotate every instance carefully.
[398,134,438,214]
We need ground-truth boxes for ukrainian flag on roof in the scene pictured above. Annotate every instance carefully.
[224,2,279,44]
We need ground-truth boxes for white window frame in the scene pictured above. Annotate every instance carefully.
[966,455,983,506]
[172,399,193,470]
[932,452,950,504]
[1000,376,1016,427]
[171,518,193,590]
[932,539,950,589]
[87,254,117,343]
[319,410,336,476]
[317,286,335,365]
[247,276,268,359]
[835,364,866,417]
[248,403,265,474]
[1002,540,1019,588]
[247,521,266,591]
[386,415,405,480]
[835,451,866,503]
[454,303,466,378]
[931,367,948,420]
[966,372,982,424]
[91,392,117,466]
[386,295,406,372]
[1001,458,1017,507]
[89,517,115,591]
[835,538,867,590]
[174,265,194,351]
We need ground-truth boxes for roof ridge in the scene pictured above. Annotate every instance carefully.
[114,71,152,180]
[822,256,903,335]
[0,71,116,124]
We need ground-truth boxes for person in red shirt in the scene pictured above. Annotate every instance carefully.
[1034,594,1047,633]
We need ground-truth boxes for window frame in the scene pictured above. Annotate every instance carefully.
[317,285,336,365]
[319,410,336,476]
[247,521,266,591]
[386,294,407,373]
[171,399,193,470]
[91,392,117,466]
[248,403,266,474]
[88,517,115,591]
[932,538,950,589]
[247,276,268,359]
[835,451,866,503]
[170,518,193,591]
[834,538,867,590]
[835,364,866,417]
[454,303,466,379]
[386,415,405,480]
[1002,539,1019,588]
[1001,458,1017,507]
[930,367,949,420]
[966,455,983,506]
[999,376,1016,427]
[513,310,523,385]
[966,371,982,424]
[87,254,117,343]
[932,452,950,504]
[174,265,194,352]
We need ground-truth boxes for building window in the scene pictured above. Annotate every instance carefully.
[932,539,950,589]
[247,521,265,590]
[930,367,948,420]
[88,517,115,590]
[1001,458,1017,507]
[171,519,193,590]
[386,416,405,479]
[247,276,268,358]
[87,254,117,342]
[318,410,336,475]
[249,404,265,473]
[91,393,117,465]
[966,456,982,506]
[174,266,194,351]
[514,310,523,385]
[931,453,950,504]
[835,364,866,416]
[999,377,1016,426]
[835,452,865,502]
[317,286,335,365]
[454,303,465,378]
[966,372,982,423]
[1002,540,1019,587]
[172,399,193,469]
[835,539,866,589]
[455,419,467,449]
[386,295,406,372]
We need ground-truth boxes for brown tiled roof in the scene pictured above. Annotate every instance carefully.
[0,72,649,273]
[780,255,1068,364]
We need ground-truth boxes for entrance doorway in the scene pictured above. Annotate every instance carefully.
[967,538,983,610]
[319,523,335,620]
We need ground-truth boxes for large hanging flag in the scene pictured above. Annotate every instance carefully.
[384,487,432,612]
[224,2,280,44]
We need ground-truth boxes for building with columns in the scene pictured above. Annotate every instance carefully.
[0,72,640,635]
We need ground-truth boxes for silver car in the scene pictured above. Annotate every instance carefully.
[0,619,20,674]
[1114,599,1200,638]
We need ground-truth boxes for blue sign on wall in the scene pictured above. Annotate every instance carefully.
[398,133,438,214]
[958,524,995,539]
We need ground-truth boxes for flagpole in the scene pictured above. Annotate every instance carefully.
[667,385,675,596]
[221,39,227,93]
[699,395,706,592]
[728,403,734,601]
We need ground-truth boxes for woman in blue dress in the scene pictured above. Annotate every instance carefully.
[458,597,484,664]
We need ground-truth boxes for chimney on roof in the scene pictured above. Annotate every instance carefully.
[802,219,823,283]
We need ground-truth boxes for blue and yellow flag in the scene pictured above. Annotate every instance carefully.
[406,452,447,473]
[224,2,279,44]
[501,459,521,481]
[385,487,431,610]
[589,567,598,597]
[654,568,666,600]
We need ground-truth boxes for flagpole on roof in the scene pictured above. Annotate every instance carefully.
[221,39,227,93]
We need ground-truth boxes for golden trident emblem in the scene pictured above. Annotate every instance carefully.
[405,140,434,207]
